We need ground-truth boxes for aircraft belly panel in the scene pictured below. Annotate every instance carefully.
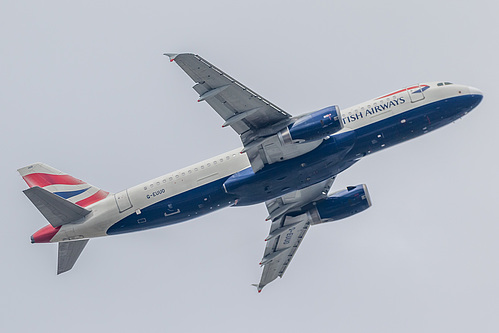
[106,177,236,235]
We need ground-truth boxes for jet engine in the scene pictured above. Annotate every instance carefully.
[240,105,347,172]
[279,105,343,144]
[311,184,372,224]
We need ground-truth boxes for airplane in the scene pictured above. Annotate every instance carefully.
[19,53,483,292]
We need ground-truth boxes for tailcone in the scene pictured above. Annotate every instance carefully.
[31,225,61,243]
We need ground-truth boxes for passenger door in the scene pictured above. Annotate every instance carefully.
[407,84,426,103]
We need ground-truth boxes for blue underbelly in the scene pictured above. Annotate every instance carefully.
[107,177,236,235]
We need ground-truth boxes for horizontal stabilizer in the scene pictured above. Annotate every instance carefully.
[23,186,91,228]
[58,240,89,274]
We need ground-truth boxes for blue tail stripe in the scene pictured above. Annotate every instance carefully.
[54,188,90,199]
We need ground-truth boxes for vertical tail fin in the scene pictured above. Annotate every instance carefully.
[18,163,111,208]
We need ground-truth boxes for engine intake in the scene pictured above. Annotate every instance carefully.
[280,105,343,144]
[311,184,371,224]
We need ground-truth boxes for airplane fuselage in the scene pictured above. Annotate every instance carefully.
[38,82,482,243]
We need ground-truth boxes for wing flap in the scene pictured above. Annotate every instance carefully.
[57,240,89,274]
[257,214,311,292]
[23,186,91,228]
[255,178,336,292]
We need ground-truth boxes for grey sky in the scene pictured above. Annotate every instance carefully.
[1,1,498,332]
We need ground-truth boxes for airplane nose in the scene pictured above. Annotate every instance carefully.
[468,86,483,96]
[466,86,483,110]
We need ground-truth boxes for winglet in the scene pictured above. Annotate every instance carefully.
[251,284,263,293]
[163,53,179,62]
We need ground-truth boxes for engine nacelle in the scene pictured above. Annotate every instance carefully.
[311,184,372,224]
[280,105,343,144]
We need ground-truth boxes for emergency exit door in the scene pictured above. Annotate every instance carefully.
[115,190,132,213]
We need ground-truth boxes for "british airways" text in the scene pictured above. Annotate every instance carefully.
[342,97,406,124]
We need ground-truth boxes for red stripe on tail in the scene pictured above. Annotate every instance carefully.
[75,190,109,207]
[23,173,86,188]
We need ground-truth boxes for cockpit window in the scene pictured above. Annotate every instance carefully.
[444,82,453,85]
[437,83,443,86]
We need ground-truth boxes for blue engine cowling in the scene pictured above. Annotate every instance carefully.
[282,105,343,143]
[312,184,372,224]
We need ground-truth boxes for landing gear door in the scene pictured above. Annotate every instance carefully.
[407,84,426,103]
[115,190,133,213]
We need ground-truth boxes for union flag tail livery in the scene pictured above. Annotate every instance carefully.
[18,163,110,208]
[19,53,483,291]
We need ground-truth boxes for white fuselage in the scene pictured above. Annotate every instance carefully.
[51,82,477,242]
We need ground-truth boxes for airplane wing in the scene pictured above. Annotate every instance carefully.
[254,178,335,292]
[165,53,295,171]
